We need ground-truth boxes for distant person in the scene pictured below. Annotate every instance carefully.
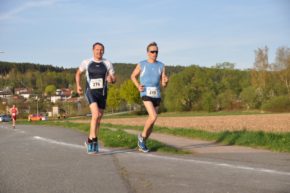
[9,105,18,129]
[131,42,168,152]
[75,42,116,154]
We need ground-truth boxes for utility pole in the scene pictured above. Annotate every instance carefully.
[37,99,39,115]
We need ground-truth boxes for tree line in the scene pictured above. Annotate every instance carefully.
[107,46,290,113]
[1,46,289,114]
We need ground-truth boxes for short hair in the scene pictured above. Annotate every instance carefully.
[92,42,105,50]
[147,42,158,52]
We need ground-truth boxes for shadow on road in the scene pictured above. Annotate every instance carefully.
[178,142,225,149]
[93,148,138,156]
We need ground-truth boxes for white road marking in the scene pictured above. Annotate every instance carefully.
[143,153,290,177]
[15,129,26,133]
[0,125,9,129]
[0,124,25,132]
[32,135,290,177]
[33,136,107,151]
[33,136,84,149]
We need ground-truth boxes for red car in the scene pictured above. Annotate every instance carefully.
[28,114,47,121]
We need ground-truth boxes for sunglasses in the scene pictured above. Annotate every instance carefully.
[149,50,158,54]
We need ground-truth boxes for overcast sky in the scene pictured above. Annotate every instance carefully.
[0,0,289,69]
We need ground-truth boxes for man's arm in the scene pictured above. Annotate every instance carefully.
[161,66,168,87]
[131,64,144,92]
[75,69,83,95]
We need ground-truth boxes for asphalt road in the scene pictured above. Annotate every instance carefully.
[1,123,290,193]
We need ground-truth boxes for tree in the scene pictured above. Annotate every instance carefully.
[164,66,202,111]
[35,73,44,92]
[45,85,56,96]
[119,80,140,107]
[217,90,236,110]
[262,95,290,112]
[273,47,290,94]
[214,62,235,69]
[201,91,216,112]
[240,86,257,109]
[250,46,273,107]
[107,85,122,112]
[251,46,270,90]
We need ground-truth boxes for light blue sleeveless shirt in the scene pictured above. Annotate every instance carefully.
[139,60,164,98]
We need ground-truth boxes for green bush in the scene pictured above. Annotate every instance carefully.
[262,95,290,112]
[201,92,216,112]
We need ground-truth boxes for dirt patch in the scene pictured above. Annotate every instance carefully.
[95,113,290,133]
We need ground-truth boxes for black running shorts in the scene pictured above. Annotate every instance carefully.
[85,88,107,109]
[141,96,161,107]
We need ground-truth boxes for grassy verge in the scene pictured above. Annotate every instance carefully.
[19,120,189,155]
[19,120,290,153]
[101,123,290,153]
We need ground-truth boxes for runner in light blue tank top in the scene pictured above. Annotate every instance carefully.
[131,42,169,153]
[139,60,164,98]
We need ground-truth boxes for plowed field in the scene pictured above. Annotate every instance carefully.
[99,113,290,133]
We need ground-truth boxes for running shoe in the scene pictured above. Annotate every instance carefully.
[138,134,149,153]
[85,141,96,154]
[93,141,99,153]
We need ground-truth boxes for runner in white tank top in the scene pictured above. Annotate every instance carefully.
[75,42,116,154]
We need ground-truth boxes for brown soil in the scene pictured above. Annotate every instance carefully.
[97,113,290,133]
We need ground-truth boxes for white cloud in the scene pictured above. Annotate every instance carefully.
[0,0,64,21]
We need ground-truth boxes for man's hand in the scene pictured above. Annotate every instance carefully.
[106,74,116,83]
[77,85,83,95]
[106,75,113,83]
[162,75,168,87]
[138,84,144,92]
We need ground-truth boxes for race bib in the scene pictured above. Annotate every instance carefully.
[12,113,16,116]
[90,78,103,89]
[146,87,158,97]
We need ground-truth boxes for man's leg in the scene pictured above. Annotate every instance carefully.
[95,109,104,136]
[89,103,99,139]
[142,101,158,139]
[89,103,105,137]
[84,103,99,154]
[87,103,104,153]
[137,101,158,152]
[12,118,15,128]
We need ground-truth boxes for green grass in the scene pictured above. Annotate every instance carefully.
[19,119,290,153]
[215,130,290,152]
[20,120,189,154]
[101,123,290,153]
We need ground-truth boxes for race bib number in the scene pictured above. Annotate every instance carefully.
[90,78,103,89]
[146,87,158,97]
[12,113,16,116]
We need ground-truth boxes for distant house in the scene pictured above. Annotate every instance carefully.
[55,89,62,96]
[15,88,33,99]
[51,95,62,103]
[0,90,12,99]
[50,88,72,103]
[66,97,79,103]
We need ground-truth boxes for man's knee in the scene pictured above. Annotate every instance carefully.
[149,114,157,123]
[92,112,103,121]
[92,112,100,120]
